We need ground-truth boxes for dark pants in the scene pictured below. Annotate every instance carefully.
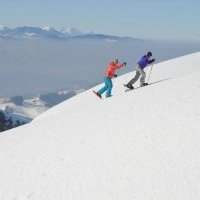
[128,65,146,86]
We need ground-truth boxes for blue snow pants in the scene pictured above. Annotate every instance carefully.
[98,77,113,97]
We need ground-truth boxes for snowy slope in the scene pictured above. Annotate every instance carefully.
[0,52,200,200]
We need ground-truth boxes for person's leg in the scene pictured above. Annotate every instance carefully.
[127,67,141,86]
[106,78,113,97]
[138,68,146,86]
[98,78,108,95]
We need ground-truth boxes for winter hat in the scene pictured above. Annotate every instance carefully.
[147,51,152,57]
[114,58,119,63]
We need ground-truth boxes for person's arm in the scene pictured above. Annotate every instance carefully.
[113,62,126,77]
[116,62,127,69]
[148,58,155,64]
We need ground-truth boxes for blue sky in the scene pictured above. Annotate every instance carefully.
[0,0,199,40]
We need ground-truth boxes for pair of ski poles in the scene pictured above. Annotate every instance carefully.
[147,64,154,83]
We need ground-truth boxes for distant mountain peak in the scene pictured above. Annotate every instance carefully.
[0,25,136,41]
[0,25,7,30]
[60,27,82,35]
[42,26,52,31]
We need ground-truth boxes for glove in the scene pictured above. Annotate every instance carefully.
[149,59,155,64]
[123,62,127,66]
[114,74,118,78]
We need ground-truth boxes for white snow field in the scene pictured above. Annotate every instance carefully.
[0,52,200,200]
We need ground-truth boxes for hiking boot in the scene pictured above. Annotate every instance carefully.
[106,94,112,98]
[141,83,148,87]
[124,84,134,90]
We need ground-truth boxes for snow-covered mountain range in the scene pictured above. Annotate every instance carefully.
[0,88,85,130]
[0,26,133,41]
[0,52,200,199]
[0,97,47,123]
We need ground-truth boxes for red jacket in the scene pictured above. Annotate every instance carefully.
[105,62,124,78]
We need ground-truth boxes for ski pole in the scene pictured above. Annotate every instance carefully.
[147,64,154,83]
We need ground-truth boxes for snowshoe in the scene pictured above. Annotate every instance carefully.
[93,91,102,99]
[124,84,134,90]
[141,83,149,87]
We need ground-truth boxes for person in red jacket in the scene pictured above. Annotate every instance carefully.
[94,59,126,98]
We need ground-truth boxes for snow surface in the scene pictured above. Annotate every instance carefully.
[0,52,200,200]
